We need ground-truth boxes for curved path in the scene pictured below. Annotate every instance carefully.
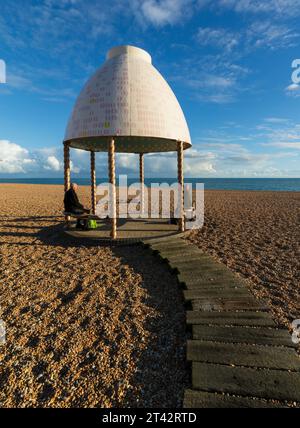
[143,237,300,408]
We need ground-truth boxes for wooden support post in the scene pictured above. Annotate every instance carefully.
[64,142,71,192]
[64,142,71,224]
[90,151,96,215]
[108,139,117,239]
[177,141,185,232]
[139,153,145,216]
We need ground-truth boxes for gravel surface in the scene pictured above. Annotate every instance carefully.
[188,190,300,330]
[0,184,188,408]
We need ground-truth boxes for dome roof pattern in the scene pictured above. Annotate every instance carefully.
[64,45,191,153]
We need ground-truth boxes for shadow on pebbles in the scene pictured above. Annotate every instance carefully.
[0,184,188,408]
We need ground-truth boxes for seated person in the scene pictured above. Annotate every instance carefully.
[64,183,90,229]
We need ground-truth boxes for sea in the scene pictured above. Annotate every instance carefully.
[0,178,299,191]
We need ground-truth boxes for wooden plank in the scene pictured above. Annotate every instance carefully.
[160,253,205,264]
[176,264,227,275]
[172,265,228,274]
[152,240,197,249]
[184,288,251,301]
[178,271,239,285]
[192,325,296,348]
[154,251,200,260]
[175,260,225,271]
[166,255,212,266]
[166,254,206,263]
[186,311,275,327]
[192,362,300,402]
[183,389,285,408]
[192,297,269,312]
[170,255,218,264]
[183,278,246,290]
[150,241,189,250]
[187,340,300,370]
[157,248,202,258]
[181,273,243,284]
[184,281,248,291]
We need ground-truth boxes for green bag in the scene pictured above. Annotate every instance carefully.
[87,219,98,230]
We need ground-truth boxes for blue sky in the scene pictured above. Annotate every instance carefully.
[0,0,299,178]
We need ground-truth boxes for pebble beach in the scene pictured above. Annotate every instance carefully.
[0,184,299,407]
[188,190,300,330]
[0,184,188,408]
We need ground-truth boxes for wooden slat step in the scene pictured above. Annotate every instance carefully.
[145,238,300,406]
[153,249,198,257]
[174,257,224,266]
[175,262,227,274]
[184,288,251,301]
[150,240,189,250]
[192,297,269,312]
[183,389,285,408]
[160,254,206,265]
[144,236,185,245]
[156,248,202,258]
[187,340,300,370]
[172,263,225,273]
[166,255,212,266]
[165,254,207,263]
[192,325,296,348]
[169,255,217,264]
[192,362,300,402]
[183,278,246,290]
[187,311,275,327]
[178,271,240,285]
[151,240,197,249]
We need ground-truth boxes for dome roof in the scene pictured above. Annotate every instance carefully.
[64,45,191,153]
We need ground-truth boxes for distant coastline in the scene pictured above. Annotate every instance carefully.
[0,178,299,191]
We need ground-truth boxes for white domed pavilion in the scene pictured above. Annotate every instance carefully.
[63,45,191,239]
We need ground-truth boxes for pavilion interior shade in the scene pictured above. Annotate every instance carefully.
[64,45,191,153]
[66,136,191,153]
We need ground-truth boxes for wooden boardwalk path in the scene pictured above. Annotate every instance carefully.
[143,237,300,408]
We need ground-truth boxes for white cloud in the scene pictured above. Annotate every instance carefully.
[185,73,238,103]
[0,136,298,178]
[259,122,300,145]
[286,83,300,97]
[188,75,235,89]
[286,83,300,91]
[217,0,300,17]
[256,120,300,151]
[246,21,299,50]
[44,156,61,171]
[144,150,216,176]
[0,141,84,175]
[264,117,290,124]
[118,153,138,171]
[196,21,299,55]
[197,27,239,51]
[171,53,246,104]
[193,120,300,177]
[262,142,300,150]
[70,160,81,174]
[0,140,35,173]
[136,0,194,26]
[6,72,33,90]
[185,159,216,175]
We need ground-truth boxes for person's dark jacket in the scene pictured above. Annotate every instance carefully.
[64,188,84,213]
